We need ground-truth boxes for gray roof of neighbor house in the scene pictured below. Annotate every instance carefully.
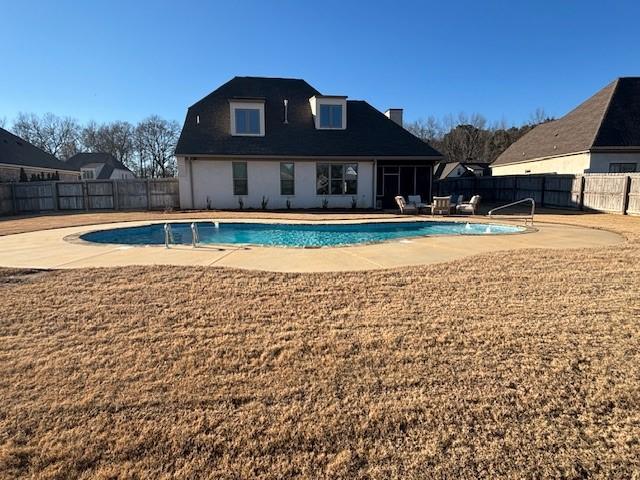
[0,127,79,172]
[65,153,134,179]
[175,76,442,158]
[493,77,640,167]
[434,161,476,180]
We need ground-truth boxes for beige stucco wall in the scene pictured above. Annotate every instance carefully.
[178,158,374,210]
[492,151,640,176]
[491,153,591,176]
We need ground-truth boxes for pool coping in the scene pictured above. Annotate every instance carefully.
[65,218,536,250]
[0,216,624,272]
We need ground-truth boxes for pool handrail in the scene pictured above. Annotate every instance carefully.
[191,222,200,247]
[164,223,175,248]
[488,198,535,226]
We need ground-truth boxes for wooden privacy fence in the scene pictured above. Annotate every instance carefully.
[0,179,179,215]
[436,173,640,215]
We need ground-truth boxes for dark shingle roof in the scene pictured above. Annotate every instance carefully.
[66,152,133,179]
[593,78,640,147]
[175,76,442,158]
[0,127,79,172]
[493,78,640,166]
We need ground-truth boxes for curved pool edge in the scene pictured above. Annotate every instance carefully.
[69,218,535,250]
[0,218,623,272]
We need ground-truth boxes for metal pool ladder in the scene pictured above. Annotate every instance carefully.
[488,198,535,226]
[191,222,200,247]
[164,223,175,248]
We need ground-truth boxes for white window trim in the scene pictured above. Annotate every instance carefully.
[309,96,347,130]
[230,101,265,137]
[81,168,95,180]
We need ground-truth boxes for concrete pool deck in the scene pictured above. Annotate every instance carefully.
[0,217,624,272]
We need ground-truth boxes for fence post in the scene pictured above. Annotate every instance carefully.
[10,183,17,215]
[622,175,631,215]
[540,175,546,207]
[512,175,518,201]
[113,180,119,210]
[83,181,89,211]
[146,178,151,210]
[579,176,586,211]
[51,181,59,211]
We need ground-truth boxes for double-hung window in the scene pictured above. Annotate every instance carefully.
[319,104,343,129]
[230,100,264,136]
[81,168,95,180]
[232,162,248,195]
[316,163,357,195]
[235,109,260,135]
[280,163,295,195]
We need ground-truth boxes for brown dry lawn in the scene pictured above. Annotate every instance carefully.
[0,211,639,479]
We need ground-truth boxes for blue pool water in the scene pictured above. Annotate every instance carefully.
[80,221,526,248]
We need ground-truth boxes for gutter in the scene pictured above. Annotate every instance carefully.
[175,154,442,161]
[0,162,79,174]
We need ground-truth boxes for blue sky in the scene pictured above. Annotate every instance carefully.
[1,0,639,127]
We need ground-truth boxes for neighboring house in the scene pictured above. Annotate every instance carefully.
[492,77,640,176]
[65,153,136,180]
[464,162,491,177]
[0,127,80,182]
[434,161,491,180]
[175,76,442,209]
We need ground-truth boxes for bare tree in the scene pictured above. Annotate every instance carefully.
[405,116,443,142]
[0,117,6,129]
[81,120,136,169]
[439,113,489,163]
[529,107,551,125]
[12,112,80,159]
[135,116,180,178]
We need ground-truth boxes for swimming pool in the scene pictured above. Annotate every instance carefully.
[80,221,526,248]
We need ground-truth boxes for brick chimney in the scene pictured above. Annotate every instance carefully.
[384,108,403,127]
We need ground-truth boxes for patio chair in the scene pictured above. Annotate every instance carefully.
[395,196,418,214]
[456,195,481,215]
[431,196,451,216]
[449,194,464,214]
[408,195,429,212]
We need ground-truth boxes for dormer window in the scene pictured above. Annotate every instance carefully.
[319,104,343,129]
[235,109,260,134]
[229,99,265,136]
[309,95,347,130]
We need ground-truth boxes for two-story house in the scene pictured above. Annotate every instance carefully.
[175,76,442,209]
[65,153,136,180]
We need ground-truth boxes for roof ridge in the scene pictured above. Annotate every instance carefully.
[234,75,307,81]
[589,78,620,149]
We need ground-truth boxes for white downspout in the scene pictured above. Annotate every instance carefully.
[372,158,377,209]
[189,158,195,209]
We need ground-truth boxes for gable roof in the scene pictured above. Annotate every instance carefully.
[0,127,79,172]
[435,162,458,179]
[175,76,442,158]
[493,78,640,167]
[434,161,476,180]
[65,152,133,179]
